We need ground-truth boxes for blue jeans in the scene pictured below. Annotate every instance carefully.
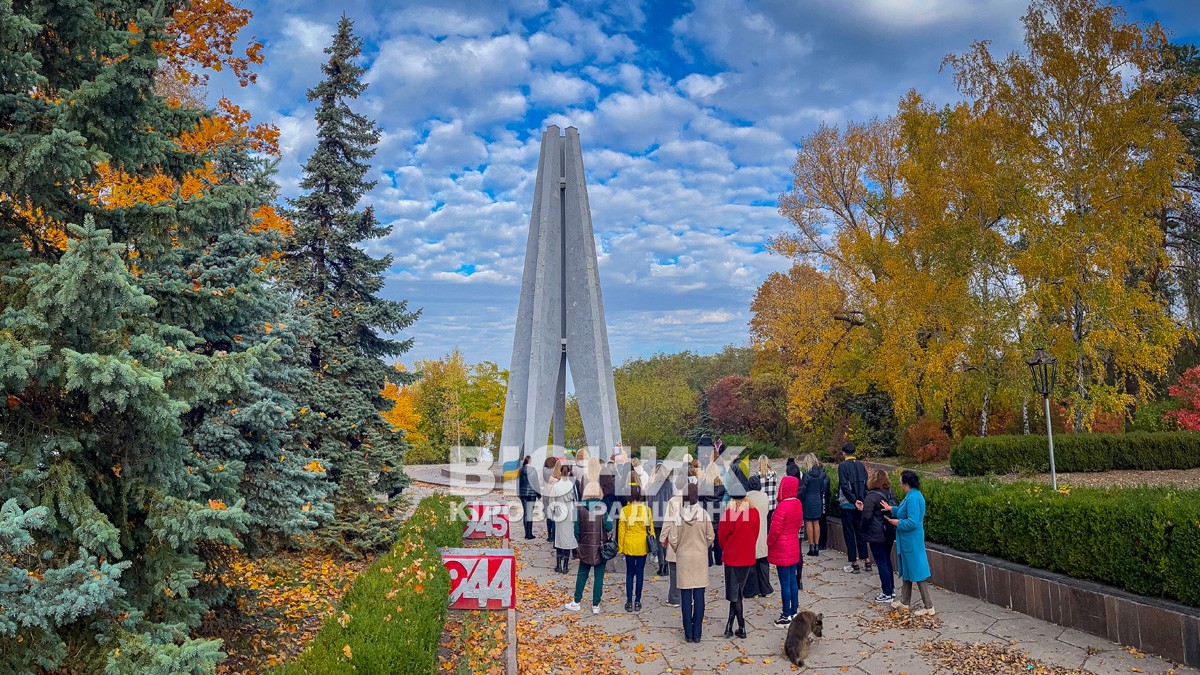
[625,555,646,603]
[681,587,705,639]
[868,541,895,596]
[776,564,799,617]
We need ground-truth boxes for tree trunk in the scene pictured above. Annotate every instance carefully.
[979,390,990,437]
[1073,290,1087,432]
[1022,395,1030,435]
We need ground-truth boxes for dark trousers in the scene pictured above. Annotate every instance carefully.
[869,540,895,596]
[521,497,536,538]
[776,564,799,617]
[841,508,867,563]
[547,517,555,541]
[744,558,773,596]
[709,521,723,566]
[625,554,646,602]
[681,587,705,640]
[818,513,829,549]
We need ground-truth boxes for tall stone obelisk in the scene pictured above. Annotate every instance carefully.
[500,126,622,475]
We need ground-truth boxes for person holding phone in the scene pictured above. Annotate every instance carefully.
[882,470,934,615]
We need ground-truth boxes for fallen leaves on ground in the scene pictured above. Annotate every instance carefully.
[856,605,943,633]
[438,609,506,675]
[512,558,625,674]
[920,639,1089,674]
[196,545,373,674]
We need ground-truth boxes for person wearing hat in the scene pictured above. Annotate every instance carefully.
[837,442,870,573]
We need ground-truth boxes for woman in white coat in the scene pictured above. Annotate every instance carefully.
[546,463,578,574]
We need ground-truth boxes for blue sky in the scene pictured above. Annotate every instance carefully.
[212,0,1200,369]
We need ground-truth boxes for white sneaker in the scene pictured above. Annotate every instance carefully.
[592,605,601,615]
[914,607,936,617]
[565,601,581,611]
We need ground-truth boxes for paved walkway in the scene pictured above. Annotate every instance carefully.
[511,518,1196,674]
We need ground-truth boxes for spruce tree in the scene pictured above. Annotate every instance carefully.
[1,3,334,671]
[285,16,418,552]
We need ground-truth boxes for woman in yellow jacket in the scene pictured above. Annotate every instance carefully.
[618,483,656,613]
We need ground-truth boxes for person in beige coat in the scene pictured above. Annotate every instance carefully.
[668,483,714,643]
[743,477,774,597]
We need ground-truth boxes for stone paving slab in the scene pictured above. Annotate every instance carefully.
[510,505,1197,675]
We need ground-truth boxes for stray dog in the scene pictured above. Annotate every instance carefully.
[783,610,824,666]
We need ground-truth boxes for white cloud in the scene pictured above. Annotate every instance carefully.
[212,0,1135,367]
[528,73,599,106]
[653,310,737,325]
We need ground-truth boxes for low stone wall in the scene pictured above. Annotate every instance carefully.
[824,517,1200,667]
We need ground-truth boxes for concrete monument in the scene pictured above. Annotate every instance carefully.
[500,126,622,475]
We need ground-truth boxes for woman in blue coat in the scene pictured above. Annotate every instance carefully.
[882,470,934,616]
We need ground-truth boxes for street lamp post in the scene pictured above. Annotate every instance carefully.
[1027,347,1058,490]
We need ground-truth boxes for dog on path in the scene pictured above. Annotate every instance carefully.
[783,610,824,667]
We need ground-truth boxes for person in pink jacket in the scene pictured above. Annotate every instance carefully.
[767,474,804,626]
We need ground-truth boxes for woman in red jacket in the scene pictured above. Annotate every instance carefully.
[718,481,759,639]
[767,474,803,626]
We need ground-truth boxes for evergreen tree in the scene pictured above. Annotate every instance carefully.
[1,3,333,671]
[284,16,418,552]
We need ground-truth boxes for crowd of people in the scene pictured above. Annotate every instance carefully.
[516,440,934,642]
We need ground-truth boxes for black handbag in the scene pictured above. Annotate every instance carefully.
[646,531,661,565]
[601,534,618,562]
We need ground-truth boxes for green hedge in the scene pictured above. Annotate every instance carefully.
[276,494,464,674]
[949,431,1200,476]
[920,479,1200,606]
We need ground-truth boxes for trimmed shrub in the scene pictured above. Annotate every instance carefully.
[919,479,1200,606]
[949,431,1200,476]
[276,494,464,674]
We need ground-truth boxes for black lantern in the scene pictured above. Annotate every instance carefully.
[1026,347,1059,490]
[1027,347,1057,398]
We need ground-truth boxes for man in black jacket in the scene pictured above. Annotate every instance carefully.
[836,442,870,573]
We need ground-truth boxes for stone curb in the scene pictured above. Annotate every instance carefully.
[506,606,517,674]
[825,515,1200,666]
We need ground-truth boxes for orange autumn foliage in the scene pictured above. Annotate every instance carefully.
[178,98,280,157]
[250,204,293,237]
[381,366,426,446]
[0,193,69,251]
[197,546,371,674]
[156,0,264,89]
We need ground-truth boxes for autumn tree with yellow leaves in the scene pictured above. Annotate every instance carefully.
[385,352,508,464]
[755,0,1191,437]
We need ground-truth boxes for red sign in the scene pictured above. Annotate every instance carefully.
[463,502,510,540]
[441,548,516,610]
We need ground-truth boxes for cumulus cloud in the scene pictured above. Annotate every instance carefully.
[210,0,1196,367]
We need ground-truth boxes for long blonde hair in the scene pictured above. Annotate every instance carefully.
[586,456,601,485]
[802,453,820,472]
[757,456,770,476]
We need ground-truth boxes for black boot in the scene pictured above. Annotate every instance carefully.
[724,616,735,638]
[561,556,570,575]
[734,600,747,638]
